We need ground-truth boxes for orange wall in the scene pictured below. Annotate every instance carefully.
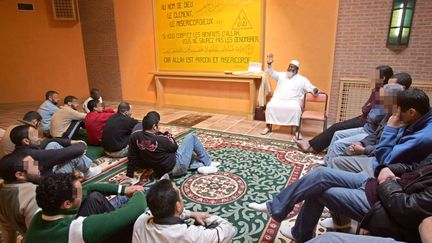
[0,0,89,104]
[114,0,338,112]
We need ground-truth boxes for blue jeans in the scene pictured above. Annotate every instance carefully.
[171,134,211,176]
[307,232,403,243]
[45,142,93,174]
[324,127,368,165]
[266,167,371,242]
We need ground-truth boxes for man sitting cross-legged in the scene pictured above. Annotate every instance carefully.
[25,173,146,243]
[132,179,236,243]
[84,99,115,146]
[0,153,40,243]
[10,124,101,178]
[127,111,219,179]
[38,90,60,137]
[248,152,432,243]
[50,96,86,139]
[102,102,138,158]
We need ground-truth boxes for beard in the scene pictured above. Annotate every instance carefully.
[26,174,41,184]
[287,71,296,79]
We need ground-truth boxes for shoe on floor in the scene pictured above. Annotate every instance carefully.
[84,166,102,179]
[197,166,218,175]
[261,127,271,135]
[210,161,220,167]
[248,202,269,213]
[280,226,295,240]
[319,218,351,229]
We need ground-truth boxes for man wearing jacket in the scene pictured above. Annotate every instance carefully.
[84,99,115,145]
[132,179,235,243]
[10,125,101,178]
[25,173,146,243]
[248,153,432,243]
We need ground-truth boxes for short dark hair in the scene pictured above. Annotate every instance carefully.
[64,96,78,105]
[36,173,77,213]
[23,111,42,122]
[397,88,430,115]
[117,102,131,113]
[87,99,99,112]
[376,65,394,85]
[146,179,179,219]
[10,125,31,146]
[392,72,412,89]
[90,88,100,96]
[45,90,58,100]
[0,153,27,182]
[142,111,160,130]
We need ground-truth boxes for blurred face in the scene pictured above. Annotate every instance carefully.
[381,88,398,114]
[370,69,384,88]
[28,127,42,146]
[286,64,298,79]
[94,103,104,113]
[71,180,83,209]
[23,156,40,183]
[49,93,60,105]
[69,99,80,110]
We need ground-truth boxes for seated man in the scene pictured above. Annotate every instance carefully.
[0,111,42,158]
[84,100,115,146]
[261,53,318,135]
[295,65,400,152]
[10,125,101,178]
[83,88,103,113]
[37,90,60,136]
[127,112,218,178]
[102,102,138,158]
[322,83,404,165]
[329,88,432,176]
[0,153,40,243]
[248,153,432,243]
[50,96,86,138]
[25,173,146,243]
[132,179,236,243]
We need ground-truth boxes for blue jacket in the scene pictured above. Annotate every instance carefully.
[37,100,59,132]
[372,109,432,169]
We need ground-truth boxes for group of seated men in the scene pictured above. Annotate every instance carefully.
[0,61,432,242]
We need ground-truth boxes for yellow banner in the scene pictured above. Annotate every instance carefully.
[154,0,263,72]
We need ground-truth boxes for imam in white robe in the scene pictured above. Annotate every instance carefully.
[265,67,316,126]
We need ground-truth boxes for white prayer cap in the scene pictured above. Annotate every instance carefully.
[290,60,300,68]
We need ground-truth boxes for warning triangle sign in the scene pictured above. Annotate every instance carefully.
[232,9,253,30]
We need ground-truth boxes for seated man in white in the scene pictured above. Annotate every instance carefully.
[132,179,236,243]
[261,54,319,135]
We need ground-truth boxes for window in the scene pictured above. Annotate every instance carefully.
[387,0,416,47]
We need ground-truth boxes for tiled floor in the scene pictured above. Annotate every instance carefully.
[0,101,324,141]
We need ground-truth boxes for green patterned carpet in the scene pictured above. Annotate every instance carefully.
[86,125,324,243]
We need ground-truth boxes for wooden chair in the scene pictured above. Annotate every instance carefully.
[297,92,328,139]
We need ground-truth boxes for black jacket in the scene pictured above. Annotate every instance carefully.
[13,138,86,175]
[360,114,390,156]
[101,113,138,152]
[360,154,432,243]
[127,131,177,178]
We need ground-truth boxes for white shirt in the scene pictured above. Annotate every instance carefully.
[132,211,236,243]
[83,97,103,113]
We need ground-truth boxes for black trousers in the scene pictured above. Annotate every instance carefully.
[309,116,366,153]
[62,120,83,139]
[78,192,133,243]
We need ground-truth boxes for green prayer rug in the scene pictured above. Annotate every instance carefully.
[85,126,323,242]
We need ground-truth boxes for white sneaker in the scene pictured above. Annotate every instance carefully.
[210,161,220,167]
[197,166,218,175]
[84,166,102,179]
[280,226,295,240]
[319,218,351,229]
[261,127,271,135]
[248,202,269,213]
